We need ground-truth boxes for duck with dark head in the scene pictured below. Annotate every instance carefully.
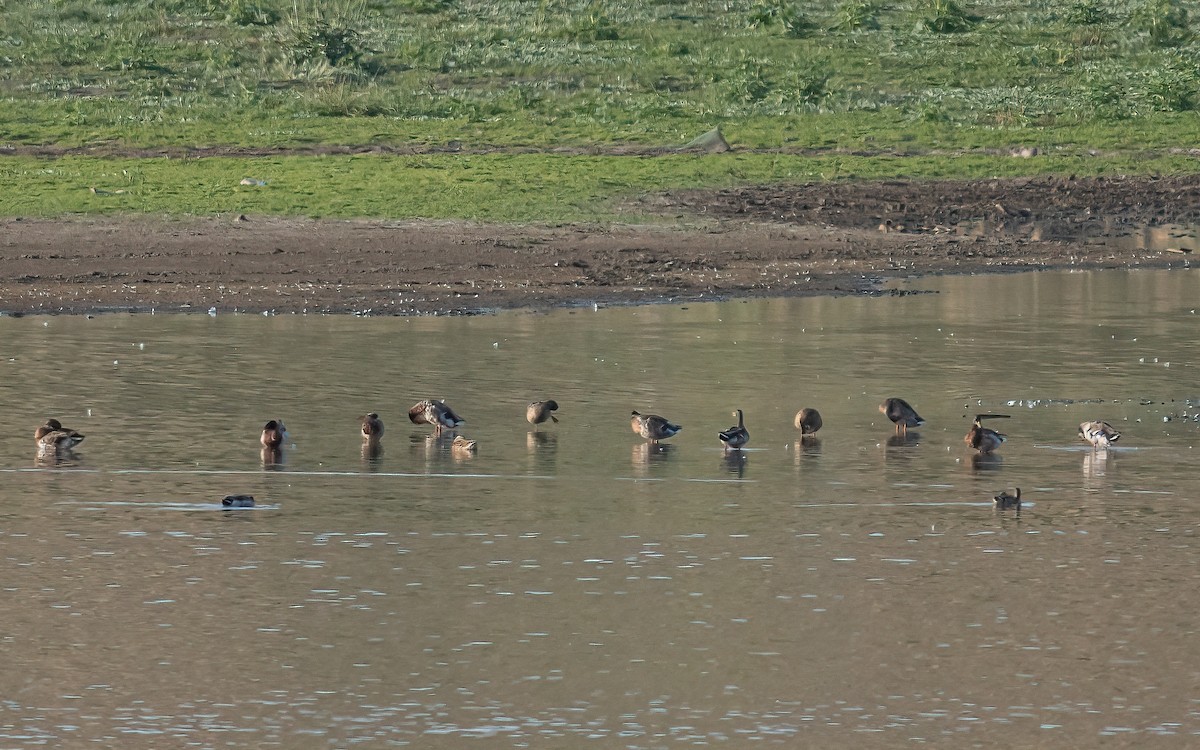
[966,414,1010,454]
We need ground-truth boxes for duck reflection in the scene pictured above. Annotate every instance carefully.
[361,439,384,469]
[410,431,454,467]
[794,435,821,467]
[527,430,557,451]
[261,445,285,470]
[632,442,674,474]
[970,452,1004,472]
[883,431,921,466]
[886,431,921,449]
[527,430,559,473]
[722,449,748,479]
[34,450,83,468]
[1083,448,1112,485]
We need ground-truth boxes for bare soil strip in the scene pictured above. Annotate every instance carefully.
[1,175,1196,316]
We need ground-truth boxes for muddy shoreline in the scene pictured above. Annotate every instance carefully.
[1,174,1196,316]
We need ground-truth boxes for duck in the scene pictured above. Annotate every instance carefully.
[527,400,560,427]
[360,412,385,440]
[1079,420,1120,448]
[794,407,823,435]
[409,399,465,431]
[965,414,1010,454]
[993,488,1021,510]
[631,410,682,443]
[452,435,478,453]
[34,418,85,453]
[718,409,750,450]
[222,494,255,508]
[880,398,924,433]
[260,419,287,448]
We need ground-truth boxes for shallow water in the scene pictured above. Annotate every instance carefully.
[2,267,1200,747]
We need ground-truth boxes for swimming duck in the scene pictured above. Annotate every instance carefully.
[360,412,385,440]
[222,494,255,508]
[527,400,560,426]
[794,407,823,435]
[880,398,924,433]
[718,409,750,450]
[260,419,287,448]
[34,419,85,453]
[452,435,478,453]
[993,488,1021,510]
[1079,420,1120,448]
[631,410,682,443]
[409,399,465,431]
[965,414,1010,454]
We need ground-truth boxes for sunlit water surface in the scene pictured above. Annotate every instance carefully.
[2,268,1200,748]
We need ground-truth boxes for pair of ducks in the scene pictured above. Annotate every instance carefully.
[965,416,1122,452]
[881,398,1005,453]
[880,398,1123,452]
[630,407,824,451]
[354,399,561,455]
[356,401,475,453]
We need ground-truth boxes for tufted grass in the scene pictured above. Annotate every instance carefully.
[2,0,1200,219]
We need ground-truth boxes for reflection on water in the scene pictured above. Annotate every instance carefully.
[720,448,748,478]
[3,267,1200,745]
[970,451,1004,472]
[260,444,285,469]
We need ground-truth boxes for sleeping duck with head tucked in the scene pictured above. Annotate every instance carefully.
[35,419,85,455]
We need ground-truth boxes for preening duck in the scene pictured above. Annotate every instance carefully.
[631,410,682,443]
[880,398,924,433]
[794,408,822,435]
[1079,420,1120,448]
[965,414,1010,454]
[527,400,560,427]
[260,419,287,448]
[409,399,465,431]
[360,412,384,440]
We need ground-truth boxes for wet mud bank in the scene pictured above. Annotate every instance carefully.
[1,174,1196,316]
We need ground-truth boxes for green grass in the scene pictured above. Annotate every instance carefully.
[2,0,1200,220]
[2,150,1194,221]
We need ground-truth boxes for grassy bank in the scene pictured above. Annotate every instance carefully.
[3,0,1200,219]
[3,150,1193,220]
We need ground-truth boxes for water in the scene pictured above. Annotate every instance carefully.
[2,267,1200,747]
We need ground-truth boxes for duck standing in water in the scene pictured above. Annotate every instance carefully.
[527,400,560,428]
[993,488,1021,510]
[360,412,385,441]
[260,419,287,448]
[880,398,924,433]
[965,414,1010,454]
[409,399,466,432]
[631,410,682,443]
[794,408,822,435]
[718,409,750,450]
[1079,420,1120,448]
[35,418,85,454]
[260,420,287,468]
